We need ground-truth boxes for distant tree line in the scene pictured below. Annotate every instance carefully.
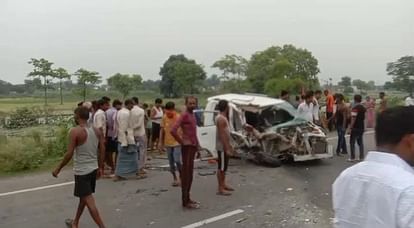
[2,46,412,104]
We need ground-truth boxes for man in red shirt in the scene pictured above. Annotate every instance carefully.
[324,90,335,131]
[171,96,200,209]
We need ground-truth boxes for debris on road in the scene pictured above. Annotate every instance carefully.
[198,171,216,176]
[235,217,248,223]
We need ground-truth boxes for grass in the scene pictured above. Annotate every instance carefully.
[0,91,210,115]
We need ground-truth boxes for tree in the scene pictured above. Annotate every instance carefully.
[205,74,221,90]
[53,67,71,105]
[0,80,12,95]
[387,56,414,96]
[141,79,161,92]
[159,54,206,97]
[74,68,101,101]
[23,78,43,94]
[264,78,305,98]
[383,81,395,90]
[338,76,352,88]
[246,44,320,93]
[212,55,248,92]
[367,80,376,90]
[28,58,54,105]
[107,73,143,99]
[352,79,369,91]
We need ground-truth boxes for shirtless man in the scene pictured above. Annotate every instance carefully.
[52,107,106,228]
[215,100,235,196]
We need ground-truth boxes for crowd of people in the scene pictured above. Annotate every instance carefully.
[48,88,409,227]
[283,89,389,162]
[51,95,235,228]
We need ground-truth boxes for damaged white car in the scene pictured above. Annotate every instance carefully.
[196,94,333,167]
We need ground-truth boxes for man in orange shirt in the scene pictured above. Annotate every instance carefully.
[159,102,182,187]
[324,90,335,131]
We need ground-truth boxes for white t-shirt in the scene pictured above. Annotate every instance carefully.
[93,109,107,137]
[333,152,414,228]
[405,97,414,106]
[297,102,314,122]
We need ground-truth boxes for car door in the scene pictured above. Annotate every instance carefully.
[195,110,218,158]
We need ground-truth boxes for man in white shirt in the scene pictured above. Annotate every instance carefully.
[114,99,137,181]
[131,97,147,176]
[93,99,109,137]
[405,96,414,106]
[333,106,414,228]
[297,91,314,123]
[313,90,322,125]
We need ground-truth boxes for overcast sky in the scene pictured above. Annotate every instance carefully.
[1,0,413,85]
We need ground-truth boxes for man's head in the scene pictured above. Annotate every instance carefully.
[97,99,110,111]
[82,101,92,111]
[324,90,329,96]
[185,96,197,112]
[379,92,385,99]
[165,101,176,118]
[74,106,90,124]
[281,90,289,100]
[217,99,229,115]
[304,91,314,104]
[336,94,344,104]
[143,103,149,109]
[112,99,122,111]
[155,98,163,107]
[124,99,134,110]
[132,97,139,106]
[315,90,322,100]
[376,106,414,164]
[102,96,111,104]
[354,94,362,103]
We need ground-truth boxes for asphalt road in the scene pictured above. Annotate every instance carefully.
[0,131,376,228]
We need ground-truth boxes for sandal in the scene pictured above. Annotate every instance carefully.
[189,199,200,205]
[136,174,147,180]
[224,186,235,191]
[113,176,127,182]
[172,181,180,187]
[217,191,232,196]
[65,219,74,228]
[183,203,200,209]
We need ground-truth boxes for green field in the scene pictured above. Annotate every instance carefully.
[0,91,210,116]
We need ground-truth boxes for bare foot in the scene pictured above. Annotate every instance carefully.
[224,185,235,191]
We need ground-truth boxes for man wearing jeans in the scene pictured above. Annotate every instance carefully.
[159,101,182,187]
[347,94,366,161]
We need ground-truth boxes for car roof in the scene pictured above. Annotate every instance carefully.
[207,93,285,108]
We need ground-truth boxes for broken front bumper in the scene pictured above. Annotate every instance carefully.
[293,144,334,161]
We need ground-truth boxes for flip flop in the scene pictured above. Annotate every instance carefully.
[217,191,232,196]
[189,199,200,205]
[183,203,200,209]
[65,219,74,228]
[113,176,127,182]
[136,175,147,180]
[172,182,180,187]
[224,186,235,191]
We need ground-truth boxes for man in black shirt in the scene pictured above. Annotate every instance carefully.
[348,95,366,161]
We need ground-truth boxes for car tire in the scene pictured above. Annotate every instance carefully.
[254,152,281,168]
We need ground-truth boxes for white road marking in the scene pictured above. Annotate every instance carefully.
[327,130,375,140]
[181,209,244,228]
[0,181,74,197]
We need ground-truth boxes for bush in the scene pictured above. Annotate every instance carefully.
[0,125,70,173]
